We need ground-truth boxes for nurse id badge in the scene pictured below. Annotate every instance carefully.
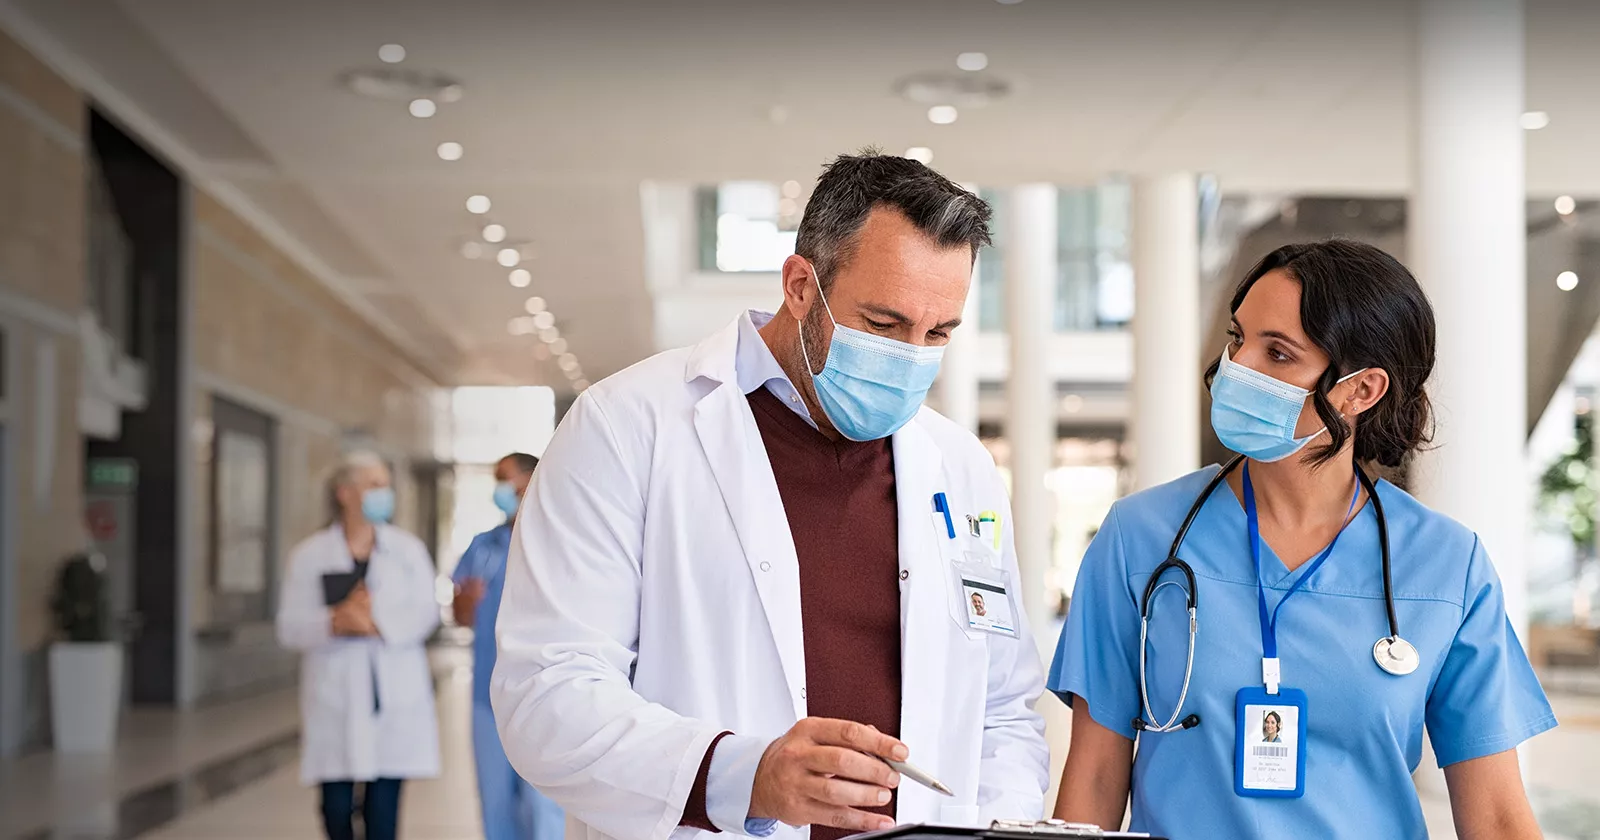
[1234,686,1307,798]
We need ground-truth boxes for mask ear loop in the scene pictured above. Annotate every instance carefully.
[796,260,835,377]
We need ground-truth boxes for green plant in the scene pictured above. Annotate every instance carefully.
[50,552,111,643]
[1538,412,1599,554]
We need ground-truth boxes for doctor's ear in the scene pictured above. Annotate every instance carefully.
[1339,368,1391,417]
[779,255,822,322]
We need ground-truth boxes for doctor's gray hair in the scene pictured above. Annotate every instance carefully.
[796,150,992,292]
[325,450,389,524]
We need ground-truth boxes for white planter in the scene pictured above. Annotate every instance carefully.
[49,642,123,753]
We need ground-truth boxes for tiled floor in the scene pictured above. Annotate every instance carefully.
[4,647,1599,839]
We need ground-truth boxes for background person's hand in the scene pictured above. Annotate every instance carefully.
[452,578,486,627]
[747,718,906,833]
[331,584,378,636]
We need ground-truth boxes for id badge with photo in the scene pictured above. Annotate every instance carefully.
[1234,686,1307,798]
[951,554,1018,638]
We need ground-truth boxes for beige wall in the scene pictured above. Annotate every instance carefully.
[187,191,439,633]
[0,27,86,655]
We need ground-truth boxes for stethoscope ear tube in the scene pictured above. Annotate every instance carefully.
[1355,465,1401,642]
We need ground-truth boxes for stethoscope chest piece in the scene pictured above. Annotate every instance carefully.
[1373,635,1420,676]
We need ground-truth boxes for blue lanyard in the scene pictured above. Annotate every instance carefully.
[1242,462,1360,660]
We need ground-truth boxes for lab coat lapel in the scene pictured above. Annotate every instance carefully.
[892,414,949,815]
[693,381,808,720]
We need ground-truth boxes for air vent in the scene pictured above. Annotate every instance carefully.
[340,67,463,103]
[894,72,1010,107]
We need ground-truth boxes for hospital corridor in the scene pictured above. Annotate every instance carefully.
[4,1,1600,839]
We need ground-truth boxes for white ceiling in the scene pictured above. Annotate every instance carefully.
[4,0,1599,387]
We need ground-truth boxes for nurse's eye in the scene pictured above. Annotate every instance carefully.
[1267,345,1294,363]
[1226,328,1244,347]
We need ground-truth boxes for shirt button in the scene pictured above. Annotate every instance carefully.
[899,569,910,581]
[790,395,799,403]
[760,561,772,572]
[801,686,807,700]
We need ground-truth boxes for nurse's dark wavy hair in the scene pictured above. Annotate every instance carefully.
[1203,240,1436,469]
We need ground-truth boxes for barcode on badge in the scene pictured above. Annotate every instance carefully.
[1251,746,1289,758]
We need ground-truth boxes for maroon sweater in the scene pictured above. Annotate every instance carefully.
[681,389,904,838]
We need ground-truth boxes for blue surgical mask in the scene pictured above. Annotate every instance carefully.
[492,482,520,517]
[799,265,944,441]
[1210,346,1364,463]
[361,487,396,524]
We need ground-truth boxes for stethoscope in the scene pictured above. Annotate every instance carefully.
[1132,454,1421,734]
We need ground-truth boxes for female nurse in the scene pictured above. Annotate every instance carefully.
[1050,240,1556,839]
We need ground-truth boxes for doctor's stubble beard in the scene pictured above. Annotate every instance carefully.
[795,303,831,401]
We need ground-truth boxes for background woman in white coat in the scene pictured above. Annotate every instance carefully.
[277,451,442,840]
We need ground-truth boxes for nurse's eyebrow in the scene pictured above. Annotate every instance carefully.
[1259,329,1309,352]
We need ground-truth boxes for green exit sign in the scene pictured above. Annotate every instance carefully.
[87,459,138,491]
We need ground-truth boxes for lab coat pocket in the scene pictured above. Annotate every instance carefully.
[938,804,981,827]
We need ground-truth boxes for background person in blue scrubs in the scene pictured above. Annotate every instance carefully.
[453,453,564,840]
[1050,241,1557,839]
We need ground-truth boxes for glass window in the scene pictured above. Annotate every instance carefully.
[697,182,802,273]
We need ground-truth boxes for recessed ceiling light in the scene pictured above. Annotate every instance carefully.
[996,0,1024,4]
[928,105,959,125]
[1061,394,1084,413]
[778,198,798,217]
[532,311,555,330]
[549,338,568,355]
[378,44,406,64]
[558,354,579,372]
[461,241,484,260]
[564,366,583,380]
[483,224,507,243]
[437,141,463,161]
[905,147,934,164]
[956,52,988,72]
[573,379,589,391]
[524,296,545,314]
[497,248,521,267]
[533,344,552,361]
[467,195,491,214]
[1556,195,1577,215]
[508,316,535,335]
[1521,111,1550,130]
[1558,270,1580,291]
[408,98,436,118]
[538,326,560,342]
[509,269,532,288]
[782,180,802,198]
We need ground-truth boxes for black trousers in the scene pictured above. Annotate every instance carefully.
[319,778,403,840]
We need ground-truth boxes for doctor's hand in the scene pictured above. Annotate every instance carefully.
[747,718,905,833]
[330,586,378,637]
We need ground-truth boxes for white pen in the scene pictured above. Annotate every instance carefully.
[880,756,953,797]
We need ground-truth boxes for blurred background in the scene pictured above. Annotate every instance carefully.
[0,0,1598,837]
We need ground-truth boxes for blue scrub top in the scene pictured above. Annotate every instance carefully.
[453,522,514,707]
[1049,466,1557,839]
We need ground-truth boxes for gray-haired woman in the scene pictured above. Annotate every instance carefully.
[276,452,440,840]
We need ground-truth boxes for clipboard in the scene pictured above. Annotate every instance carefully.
[847,822,1166,840]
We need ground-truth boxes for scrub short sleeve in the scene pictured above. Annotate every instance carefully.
[1425,536,1558,767]
[1048,504,1142,740]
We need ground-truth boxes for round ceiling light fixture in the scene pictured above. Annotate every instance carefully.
[408,98,436,118]
[509,269,532,288]
[928,105,959,125]
[524,295,546,314]
[497,247,522,267]
[1558,270,1580,291]
[340,67,463,103]
[1555,195,1577,215]
[378,44,406,64]
[1520,111,1550,130]
[437,141,463,161]
[467,195,492,214]
[483,224,507,243]
[905,147,933,164]
[956,52,988,72]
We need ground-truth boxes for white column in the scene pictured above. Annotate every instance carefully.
[1410,0,1527,796]
[1411,0,1527,631]
[1131,174,1201,491]
[937,252,983,433]
[1006,184,1057,648]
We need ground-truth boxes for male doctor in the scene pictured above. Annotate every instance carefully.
[493,152,1049,840]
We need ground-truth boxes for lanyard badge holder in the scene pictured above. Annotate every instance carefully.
[933,494,1019,639]
[1233,465,1357,800]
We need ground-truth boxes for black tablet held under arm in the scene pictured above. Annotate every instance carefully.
[321,571,364,606]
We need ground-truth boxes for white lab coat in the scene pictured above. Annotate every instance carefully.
[277,524,442,785]
[493,315,1050,840]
